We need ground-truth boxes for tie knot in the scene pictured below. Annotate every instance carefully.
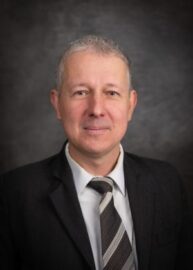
[89,177,113,194]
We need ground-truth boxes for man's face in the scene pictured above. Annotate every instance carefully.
[51,50,137,161]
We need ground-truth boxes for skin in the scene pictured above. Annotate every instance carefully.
[50,50,137,175]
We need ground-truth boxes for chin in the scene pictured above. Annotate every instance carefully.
[82,143,119,157]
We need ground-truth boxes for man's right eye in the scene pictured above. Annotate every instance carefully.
[73,90,88,96]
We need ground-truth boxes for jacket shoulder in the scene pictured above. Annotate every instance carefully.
[124,151,181,181]
[0,154,58,192]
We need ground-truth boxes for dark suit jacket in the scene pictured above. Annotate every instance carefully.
[0,147,192,270]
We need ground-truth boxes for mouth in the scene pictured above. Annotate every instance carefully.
[83,126,109,135]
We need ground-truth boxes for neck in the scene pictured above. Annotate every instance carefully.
[68,144,120,176]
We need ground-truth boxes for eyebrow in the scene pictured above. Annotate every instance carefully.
[71,83,89,88]
[70,82,120,88]
[105,83,119,88]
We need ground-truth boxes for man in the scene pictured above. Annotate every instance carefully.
[0,35,192,270]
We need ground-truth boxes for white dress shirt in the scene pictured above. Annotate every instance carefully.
[65,144,138,270]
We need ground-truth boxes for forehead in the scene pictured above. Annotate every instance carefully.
[65,49,127,67]
[63,50,129,82]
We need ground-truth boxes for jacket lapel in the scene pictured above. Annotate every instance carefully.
[48,150,95,270]
[124,153,155,270]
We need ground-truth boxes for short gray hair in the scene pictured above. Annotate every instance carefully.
[56,35,132,91]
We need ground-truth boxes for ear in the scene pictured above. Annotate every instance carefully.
[128,90,137,122]
[50,89,62,120]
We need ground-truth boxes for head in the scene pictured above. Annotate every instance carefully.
[51,35,137,165]
[56,35,132,92]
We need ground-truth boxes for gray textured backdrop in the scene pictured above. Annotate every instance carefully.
[0,0,193,199]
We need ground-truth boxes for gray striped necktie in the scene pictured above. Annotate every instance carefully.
[89,177,136,270]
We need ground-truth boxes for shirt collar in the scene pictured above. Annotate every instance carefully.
[65,143,126,196]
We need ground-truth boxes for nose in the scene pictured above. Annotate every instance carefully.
[88,93,105,117]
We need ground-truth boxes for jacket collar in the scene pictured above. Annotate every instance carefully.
[124,153,155,270]
[49,146,96,270]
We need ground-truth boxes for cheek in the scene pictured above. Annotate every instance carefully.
[112,107,130,134]
[60,103,83,126]
[111,105,129,122]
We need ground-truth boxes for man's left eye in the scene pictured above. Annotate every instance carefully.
[107,90,120,96]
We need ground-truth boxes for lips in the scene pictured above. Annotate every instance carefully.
[83,126,110,135]
[82,119,111,135]
[84,126,108,130]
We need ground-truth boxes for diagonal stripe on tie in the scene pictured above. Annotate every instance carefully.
[101,198,121,252]
[89,177,136,270]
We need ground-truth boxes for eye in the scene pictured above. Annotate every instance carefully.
[73,89,89,96]
[106,90,120,96]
